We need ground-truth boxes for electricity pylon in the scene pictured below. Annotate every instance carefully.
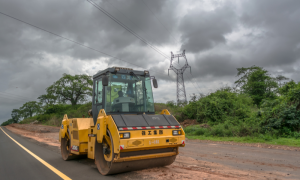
[168,50,191,104]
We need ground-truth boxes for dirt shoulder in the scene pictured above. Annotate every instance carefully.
[5,124,60,147]
[4,124,300,180]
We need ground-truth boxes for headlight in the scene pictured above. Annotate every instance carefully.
[120,132,130,139]
[172,130,181,136]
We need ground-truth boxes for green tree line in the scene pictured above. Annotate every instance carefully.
[182,66,300,138]
[1,73,92,126]
[2,65,300,140]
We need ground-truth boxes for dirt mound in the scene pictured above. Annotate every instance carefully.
[8,124,60,133]
[180,119,199,127]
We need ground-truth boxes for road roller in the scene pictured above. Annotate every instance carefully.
[59,67,185,175]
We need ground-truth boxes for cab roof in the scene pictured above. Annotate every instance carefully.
[93,67,150,79]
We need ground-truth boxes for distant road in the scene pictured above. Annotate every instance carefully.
[0,127,117,180]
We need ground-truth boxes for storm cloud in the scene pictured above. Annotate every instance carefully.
[1,0,300,123]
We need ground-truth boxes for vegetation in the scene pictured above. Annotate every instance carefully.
[1,66,300,147]
[19,102,92,126]
[1,73,93,126]
[186,135,300,147]
[46,73,93,106]
[179,66,300,142]
[235,66,278,105]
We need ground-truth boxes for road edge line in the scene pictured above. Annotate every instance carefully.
[0,127,71,180]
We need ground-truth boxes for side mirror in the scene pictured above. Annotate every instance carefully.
[102,76,108,86]
[152,78,158,88]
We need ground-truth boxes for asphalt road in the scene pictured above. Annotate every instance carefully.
[0,127,118,180]
[2,124,300,180]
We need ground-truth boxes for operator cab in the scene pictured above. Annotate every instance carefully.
[92,67,158,123]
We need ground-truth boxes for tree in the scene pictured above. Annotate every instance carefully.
[1,119,14,126]
[275,75,289,88]
[235,66,278,105]
[278,80,297,95]
[19,101,41,118]
[38,93,57,106]
[234,66,262,91]
[11,109,21,123]
[46,74,93,106]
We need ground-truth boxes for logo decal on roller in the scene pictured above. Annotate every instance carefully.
[61,125,64,129]
[71,145,79,152]
[97,123,100,130]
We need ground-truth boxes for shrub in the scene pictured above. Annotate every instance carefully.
[183,87,256,124]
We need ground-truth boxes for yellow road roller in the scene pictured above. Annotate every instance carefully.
[59,67,185,175]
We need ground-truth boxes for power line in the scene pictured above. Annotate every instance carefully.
[0,9,201,98]
[87,0,169,59]
[141,0,177,43]
[0,11,146,70]
[0,11,173,79]
[0,91,36,102]
[137,1,204,93]
[0,11,170,85]
[171,59,202,94]
[88,0,202,94]
[0,94,30,103]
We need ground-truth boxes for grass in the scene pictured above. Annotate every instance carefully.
[42,116,61,127]
[184,124,300,147]
[154,102,185,121]
[19,102,92,126]
[19,118,37,124]
[186,135,300,147]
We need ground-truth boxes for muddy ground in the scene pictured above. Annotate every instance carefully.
[5,124,300,180]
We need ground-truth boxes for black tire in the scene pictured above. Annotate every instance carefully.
[95,130,114,175]
[61,132,78,161]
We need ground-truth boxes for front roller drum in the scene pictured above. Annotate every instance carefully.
[95,130,176,175]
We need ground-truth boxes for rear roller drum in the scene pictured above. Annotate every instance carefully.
[95,130,177,175]
[61,133,78,160]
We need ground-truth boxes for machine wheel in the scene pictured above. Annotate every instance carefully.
[61,131,78,160]
[95,129,177,175]
[95,129,115,175]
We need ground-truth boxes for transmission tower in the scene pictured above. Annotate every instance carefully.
[168,50,191,104]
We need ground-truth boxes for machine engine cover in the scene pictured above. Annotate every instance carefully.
[112,114,179,128]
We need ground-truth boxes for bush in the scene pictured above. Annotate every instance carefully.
[43,116,61,127]
[154,102,186,122]
[260,83,300,136]
[44,104,67,115]
[1,119,14,126]
[195,128,207,136]
[19,102,92,124]
[183,87,256,124]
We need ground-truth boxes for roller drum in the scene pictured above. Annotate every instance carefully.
[94,130,176,175]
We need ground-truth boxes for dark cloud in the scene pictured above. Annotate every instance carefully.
[179,3,236,53]
[239,0,300,68]
[193,53,238,79]
[1,0,300,123]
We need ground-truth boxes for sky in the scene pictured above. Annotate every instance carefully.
[1,0,300,124]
